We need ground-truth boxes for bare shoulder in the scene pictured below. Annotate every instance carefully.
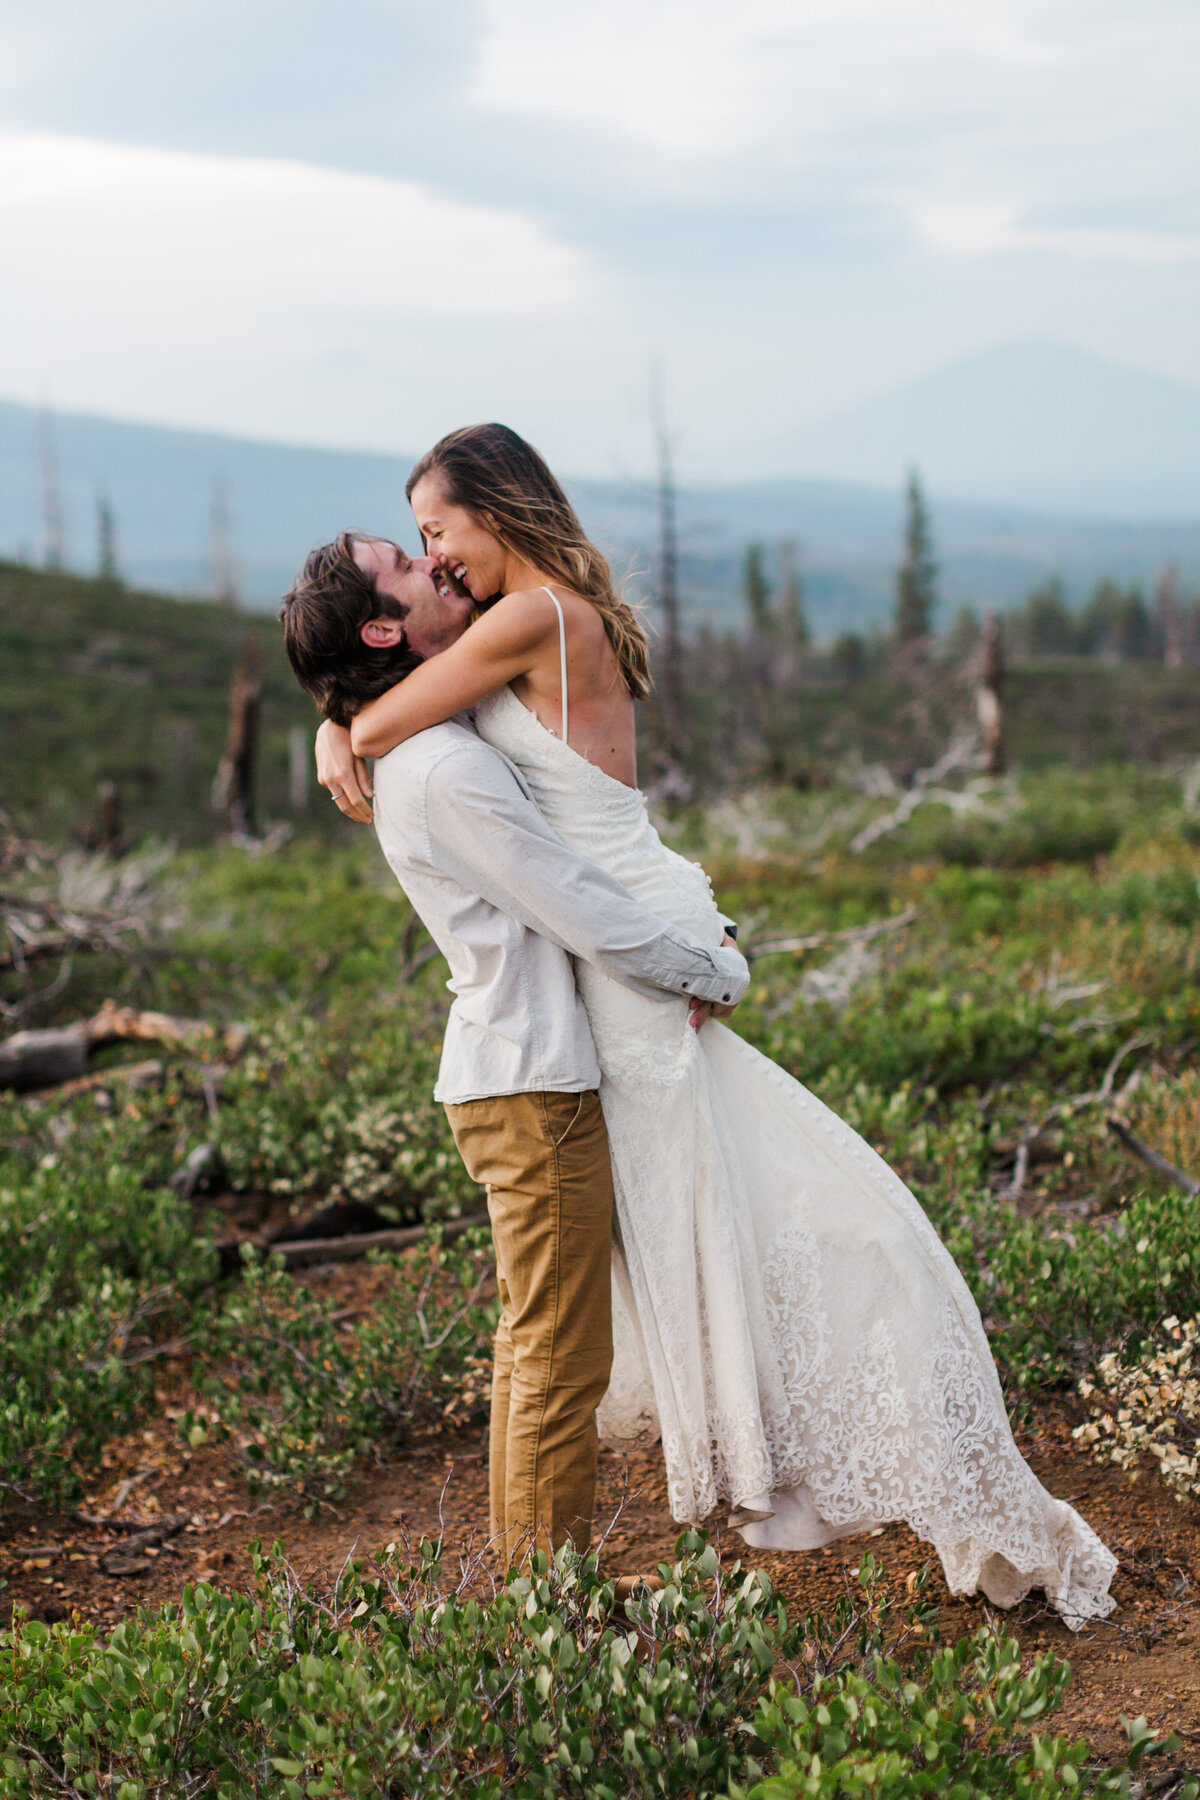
[477,586,561,643]
[506,583,608,642]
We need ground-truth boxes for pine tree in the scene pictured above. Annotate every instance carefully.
[743,543,772,636]
[895,469,937,644]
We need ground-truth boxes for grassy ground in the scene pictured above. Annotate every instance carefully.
[3,765,1200,1793]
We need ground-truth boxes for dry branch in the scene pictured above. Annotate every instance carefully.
[0,897,146,972]
[848,737,983,852]
[1,822,168,1027]
[746,906,917,965]
[261,1209,489,1270]
[400,940,444,984]
[24,1058,165,1102]
[1106,1117,1200,1199]
[1001,1032,1155,1200]
[975,613,1006,777]
[213,637,262,839]
[85,998,248,1056]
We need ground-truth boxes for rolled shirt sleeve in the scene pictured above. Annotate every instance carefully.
[423,746,749,1007]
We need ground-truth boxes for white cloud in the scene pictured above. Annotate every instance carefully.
[911,201,1200,265]
[472,0,1067,161]
[471,0,1200,243]
[1,8,1199,470]
[0,134,595,429]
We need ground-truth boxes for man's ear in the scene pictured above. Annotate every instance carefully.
[361,617,406,647]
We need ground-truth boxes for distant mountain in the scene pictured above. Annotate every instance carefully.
[3,385,1199,637]
[760,342,1200,517]
[0,400,412,607]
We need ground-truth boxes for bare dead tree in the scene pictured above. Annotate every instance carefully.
[975,612,1006,776]
[1157,563,1183,669]
[210,473,238,608]
[213,639,262,839]
[649,367,686,763]
[94,781,123,854]
[288,725,310,815]
[38,406,64,570]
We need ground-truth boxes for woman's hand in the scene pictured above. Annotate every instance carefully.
[315,719,374,823]
[688,934,742,1032]
[688,996,740,1032]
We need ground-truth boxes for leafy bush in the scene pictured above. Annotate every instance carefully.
[1,1541,1187,1800]
[3,765,1198,1518]
[210,1012,476,1219]
[881,795,1124,869]
[748,1625,1187,1799]
[0,1537,786,1799]
[184,1232,498,1509]
[0,1146,213,1507]
[969,1187,1200,1393]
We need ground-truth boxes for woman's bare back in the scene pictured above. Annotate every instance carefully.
[506,584,639,788]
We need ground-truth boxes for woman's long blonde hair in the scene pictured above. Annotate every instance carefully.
[406,423,651,701]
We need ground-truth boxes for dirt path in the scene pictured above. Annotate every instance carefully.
[4,1283,1199,1773]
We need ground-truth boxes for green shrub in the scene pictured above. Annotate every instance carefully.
[973,1186,1200,1392]
[3,765,1198,1522]
[884,799,1124,869]
[185,1231,498,1509]
[1,1542,1187,1800]
[210,1013,476,1219]
[748,1626,1187,1799]
[0,1537,787,1799]
[0,1147,213,1506]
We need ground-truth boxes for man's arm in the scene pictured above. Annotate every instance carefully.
[420,744,749,1007]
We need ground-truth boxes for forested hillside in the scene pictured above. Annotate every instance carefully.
[0,561,322,844]
[6,560,1200,852]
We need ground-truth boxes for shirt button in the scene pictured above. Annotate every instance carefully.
[722,993,731,1002]
[682,982,689,991]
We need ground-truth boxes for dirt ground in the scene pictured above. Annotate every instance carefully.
[4,1253,1200,1775]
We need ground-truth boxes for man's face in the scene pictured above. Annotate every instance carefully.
[352,537,474,660]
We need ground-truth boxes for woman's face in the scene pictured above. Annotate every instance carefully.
[410,472,506,604]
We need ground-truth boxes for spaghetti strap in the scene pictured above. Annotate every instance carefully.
[543,586,568,748]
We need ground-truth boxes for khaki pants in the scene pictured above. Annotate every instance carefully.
[444,1090,614,1563]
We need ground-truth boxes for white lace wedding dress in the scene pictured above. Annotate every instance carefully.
[473,658,1117,1628]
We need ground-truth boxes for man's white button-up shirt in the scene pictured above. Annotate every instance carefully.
[371,719,749,1105]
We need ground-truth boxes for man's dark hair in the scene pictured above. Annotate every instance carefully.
[280,531,421,725]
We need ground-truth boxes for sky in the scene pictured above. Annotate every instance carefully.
[2,0,1199,480]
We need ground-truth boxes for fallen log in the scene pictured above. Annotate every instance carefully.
[99,1512,191,1575]
[0,1024,89,1090]
[1,1000,247,1092]
[25,1059,164,1102]
[86,999,248,1057]
[247,1208,490,1270]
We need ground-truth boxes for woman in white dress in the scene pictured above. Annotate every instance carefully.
[319,424,1116,1630]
